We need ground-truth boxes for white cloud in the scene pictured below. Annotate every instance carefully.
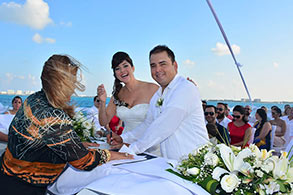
[60,21,72,27]
[0,0,52,29]
[207,79,225,91]
[32,33,55,44]
[211,42,240,56]
[273,62,279,68]
[32,33,42,43]
[182,59,196,68]
[4,73,38,86]
[45,37,56,43]
[215,72,225,77]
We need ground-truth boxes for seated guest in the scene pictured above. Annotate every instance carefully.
[202,100,207,111]
[267,105,278,121]
[204,105,230,145]
[216,102,231,129]
[224,103,233,120]
[283,106,291,117]
[261,106,271,121]
[0,54,132,194]
[270,107,287,147]
[86,95,102,130]
[4,96,22,115]
[228,105,252,148]
[253,109,272,150]
[244,105,256,126]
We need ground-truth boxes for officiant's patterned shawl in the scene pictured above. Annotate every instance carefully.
[0,90,108,186]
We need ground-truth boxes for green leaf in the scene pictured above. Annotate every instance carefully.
[276,180,287,192]
[166,169,194,181]
[199,176,219,195]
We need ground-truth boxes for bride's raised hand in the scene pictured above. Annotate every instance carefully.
[97,84,107,103]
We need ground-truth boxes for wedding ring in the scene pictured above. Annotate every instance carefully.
[125,153,129,157]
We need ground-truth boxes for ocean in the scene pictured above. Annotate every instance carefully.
[0,94,292,114]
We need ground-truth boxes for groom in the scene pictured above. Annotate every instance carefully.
[111,45,209,160]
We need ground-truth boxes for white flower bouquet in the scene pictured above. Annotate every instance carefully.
[167,143,293,194]
[72,111,95,142]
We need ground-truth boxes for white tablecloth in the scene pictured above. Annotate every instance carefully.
[48,157,208,195]
[0,114,14,134]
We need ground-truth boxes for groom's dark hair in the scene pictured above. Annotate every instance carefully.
[149,45,175,63]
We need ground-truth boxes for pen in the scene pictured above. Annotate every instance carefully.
[109,130,112,145]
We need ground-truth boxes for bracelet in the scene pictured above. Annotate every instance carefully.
[104,149,111,162]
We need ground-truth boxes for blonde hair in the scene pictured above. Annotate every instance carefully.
[41,55,85,117]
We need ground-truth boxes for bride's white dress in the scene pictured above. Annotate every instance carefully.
[116,104,149,133]
[116,104,161,156]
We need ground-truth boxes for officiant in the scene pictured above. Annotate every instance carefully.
[0,54,133,194]
[110,45,209,160]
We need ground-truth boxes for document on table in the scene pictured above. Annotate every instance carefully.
[108,145,146,166]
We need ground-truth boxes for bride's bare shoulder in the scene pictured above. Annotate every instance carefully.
[139,81,159,90]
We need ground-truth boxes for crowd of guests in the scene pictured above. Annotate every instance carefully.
[2,96,291,153]
[203,101,293,152]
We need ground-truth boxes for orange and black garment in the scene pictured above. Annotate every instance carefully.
[0,90,110,187]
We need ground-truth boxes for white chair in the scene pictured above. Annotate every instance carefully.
[247,127,256,145]
[283,119,292,148]
[0,103,8,114]
[285,138,293,161]
[270,125,276,150]
[0,114,14,134]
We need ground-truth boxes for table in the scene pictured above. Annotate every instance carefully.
[47,155,209,195]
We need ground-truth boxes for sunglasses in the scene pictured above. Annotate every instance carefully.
[217,108,224,112]
[232,114,241,119]
[204,112,215,116]
[271,112,276,115]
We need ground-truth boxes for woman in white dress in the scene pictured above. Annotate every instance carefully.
[98,51,159,136]
[0,96,22,142]
[270,107,287,147]
[4,96,22,115]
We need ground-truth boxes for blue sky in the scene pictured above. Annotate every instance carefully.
[0,0,292,101]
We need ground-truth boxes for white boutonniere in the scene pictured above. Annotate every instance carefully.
[156,98,164,107]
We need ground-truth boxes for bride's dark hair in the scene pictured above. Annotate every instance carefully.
[111,52,133,106]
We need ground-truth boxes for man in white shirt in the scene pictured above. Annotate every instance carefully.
[111,45,209,160]
[86,96,102,130]
[216,102,231,129]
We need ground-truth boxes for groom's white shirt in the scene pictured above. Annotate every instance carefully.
[121,75,209,160]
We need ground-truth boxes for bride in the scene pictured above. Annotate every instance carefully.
[98,51,158,136]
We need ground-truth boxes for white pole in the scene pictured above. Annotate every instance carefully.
[206,0,253,105]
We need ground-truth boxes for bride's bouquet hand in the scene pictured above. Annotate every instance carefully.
[97,84,107,103]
